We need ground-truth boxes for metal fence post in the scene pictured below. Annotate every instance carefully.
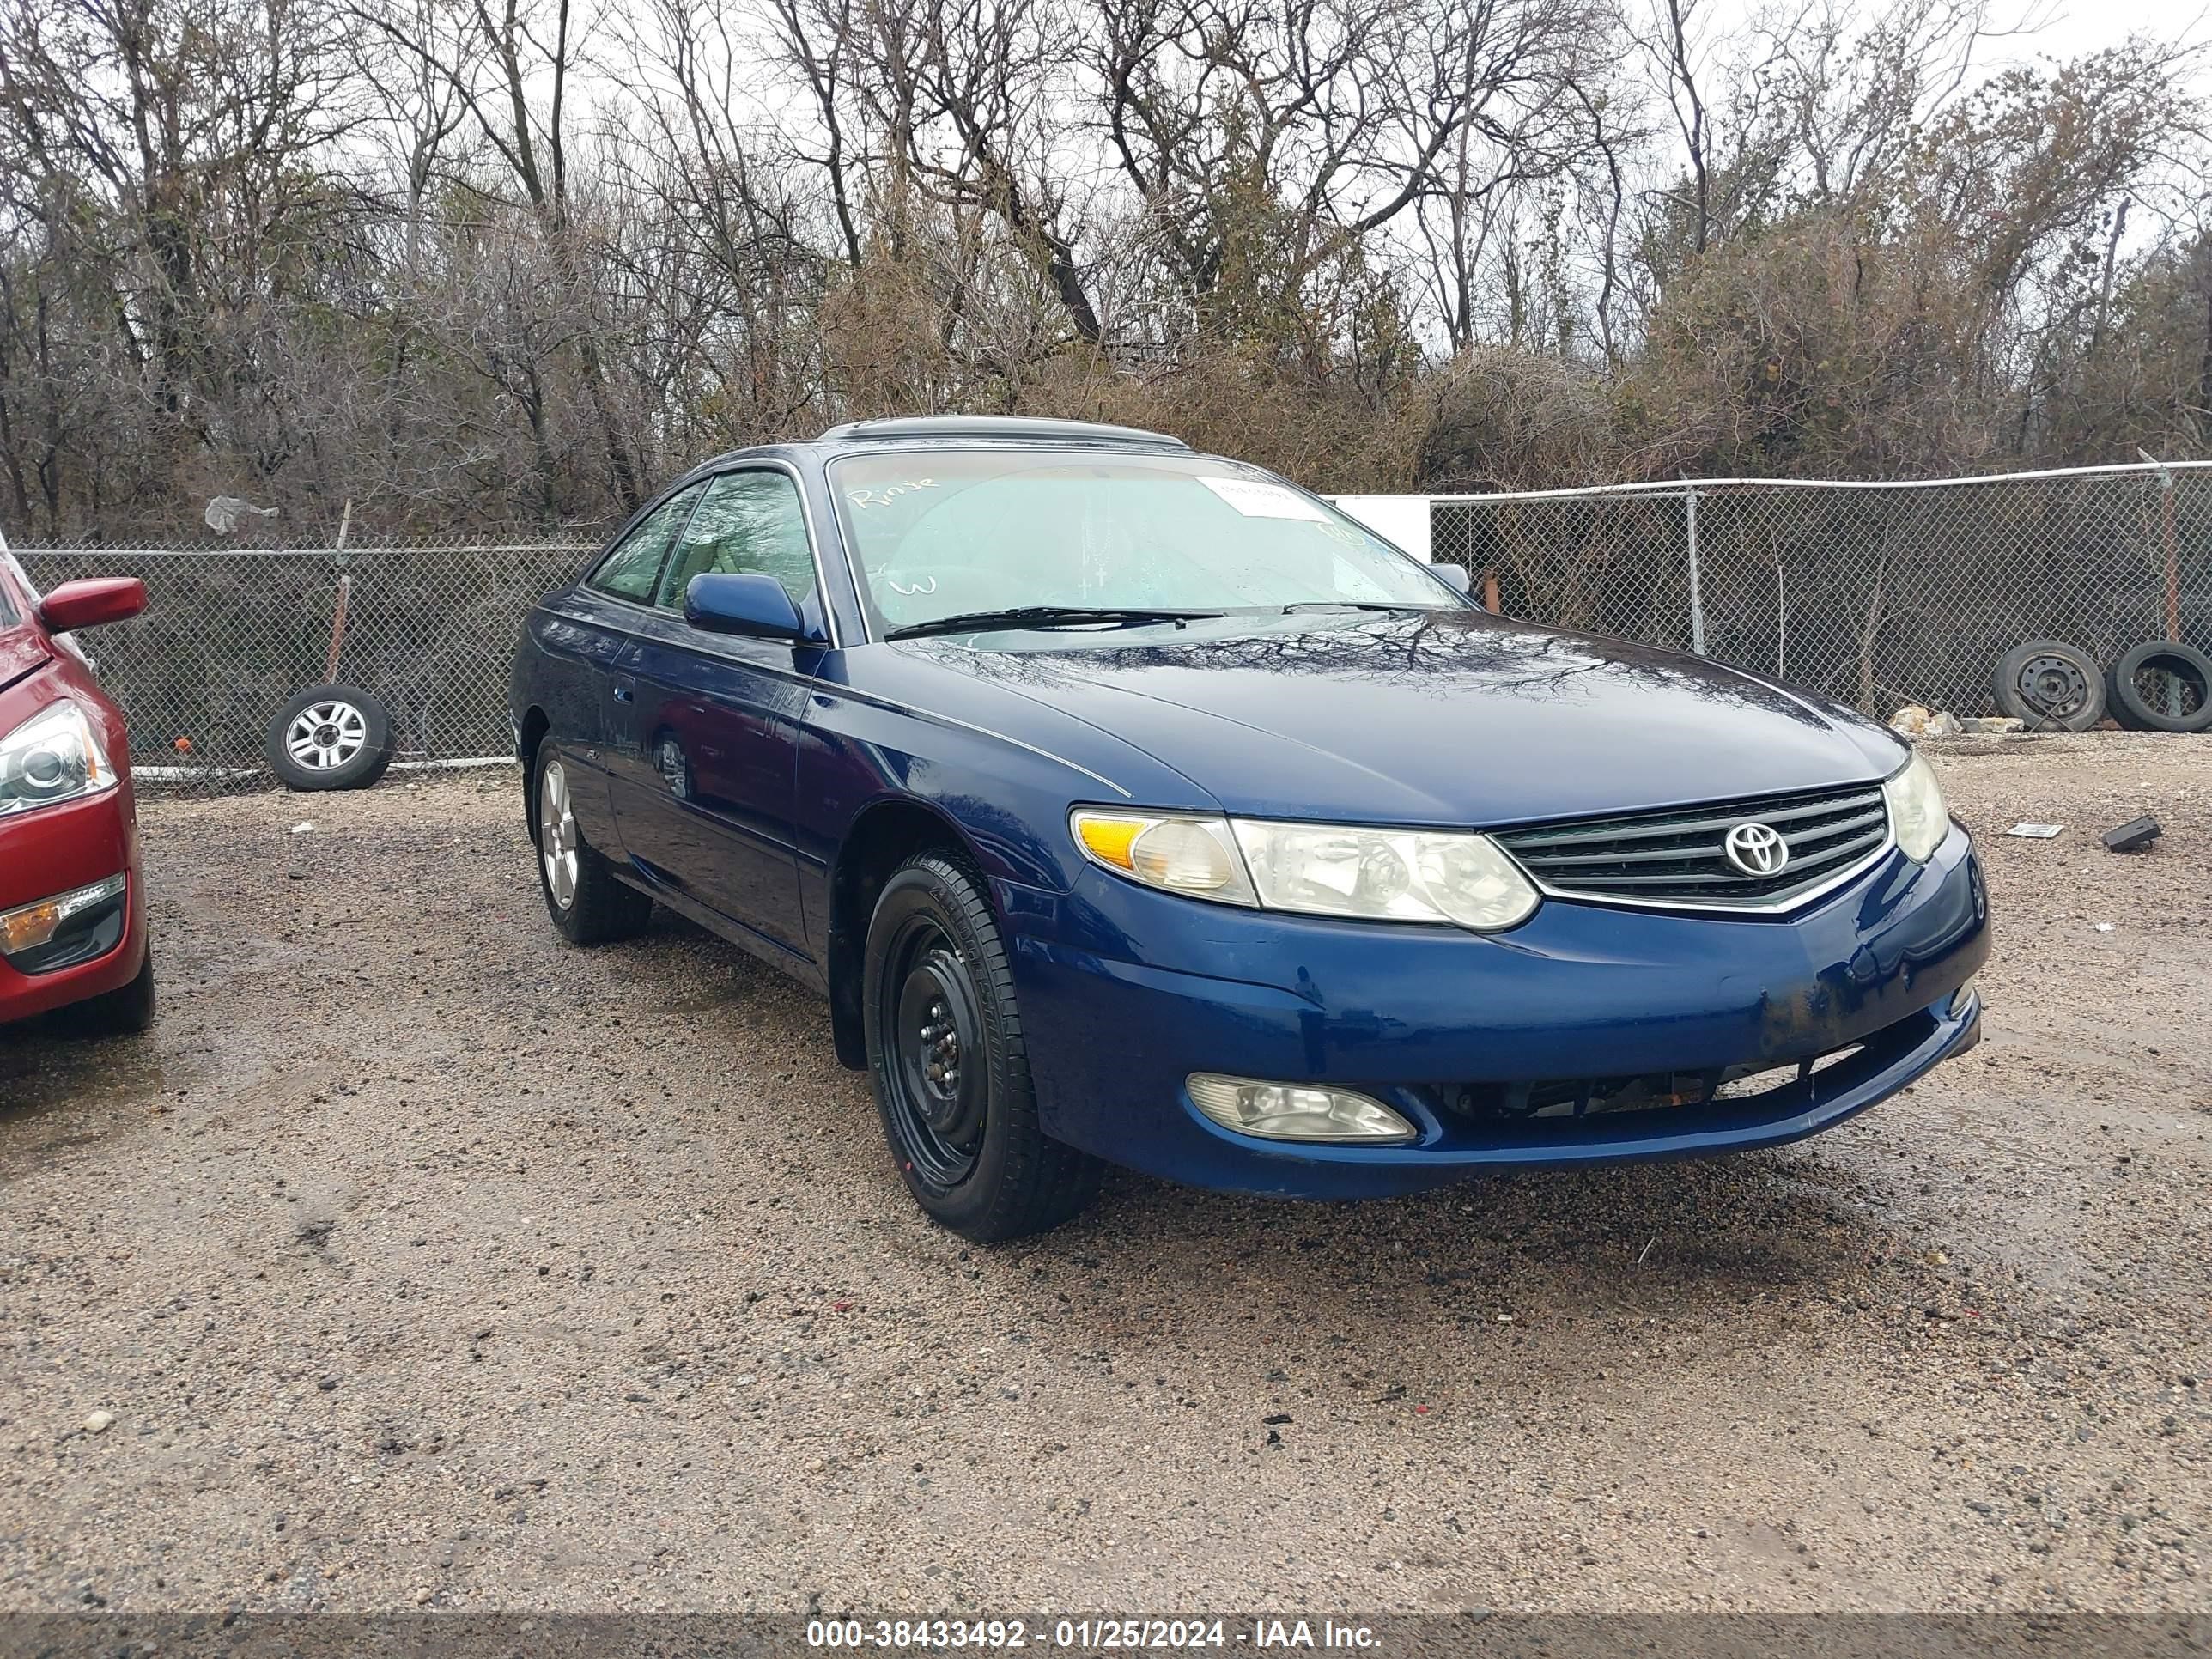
[2137,449,2179,643]
[1684,483,1706,655]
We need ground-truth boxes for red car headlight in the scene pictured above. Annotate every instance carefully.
[0,700,117,819]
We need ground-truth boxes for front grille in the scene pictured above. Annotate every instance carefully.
[1446,1045,1869,1124]
[1492,780,1892,913]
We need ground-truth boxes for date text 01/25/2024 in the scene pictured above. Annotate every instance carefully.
[805,1619,1380,1650]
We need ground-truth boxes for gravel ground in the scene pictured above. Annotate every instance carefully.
[2,733,2209,1617]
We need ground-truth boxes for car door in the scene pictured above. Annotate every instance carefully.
[607,466,820,958]
[555,482,708,850]
[535,482,706,850]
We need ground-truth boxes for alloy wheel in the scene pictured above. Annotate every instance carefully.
[539,759,580,910]
[284,698,369,773]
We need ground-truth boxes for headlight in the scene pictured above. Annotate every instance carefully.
[1234,819,1539,931]
[1070,811,1256,905]
[1071,808,1540,932]
[1881,750,1949,862]
[0,701,117,819]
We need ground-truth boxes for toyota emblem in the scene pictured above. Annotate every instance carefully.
[1723,821,1789,877]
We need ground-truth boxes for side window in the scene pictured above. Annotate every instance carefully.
[586,484,703,603]
[654,470,816,611]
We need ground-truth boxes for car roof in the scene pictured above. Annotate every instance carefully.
[815,415,1188,450]
[669,416,1201,494]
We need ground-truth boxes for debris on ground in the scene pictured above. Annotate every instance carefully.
[1889,705,1966,738]
[291,822,314,835]
[1960,717,2025,734]
[2102,816,2161,853]
[82,1411,113,1435]
[2006,822,2064,838]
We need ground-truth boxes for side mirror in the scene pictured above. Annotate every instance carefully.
[38,578,147,634]
[684,572,802,641]
[1432,563,1473,597]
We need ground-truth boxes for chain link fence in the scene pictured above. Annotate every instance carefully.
[1431,461,2211,719]
[9,460,2207,796]
[11,539,595,793]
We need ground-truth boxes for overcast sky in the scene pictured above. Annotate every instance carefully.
[2007,0,2205,60]
[1690,0,2205,89]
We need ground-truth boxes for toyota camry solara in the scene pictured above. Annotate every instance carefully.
[508,416,1989,1239]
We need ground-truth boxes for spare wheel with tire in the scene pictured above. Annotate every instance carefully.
[1991,640,2105,731]
[266,684,396,790]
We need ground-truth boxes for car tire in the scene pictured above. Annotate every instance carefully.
[1992,640,2106,731]
[532,738,653,945]
[72,945,155,1036]
[862,852,1103,1241]
[2106,641,2212,733]
[266,684,396,790]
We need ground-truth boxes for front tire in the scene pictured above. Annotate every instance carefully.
[71,945,155,1036]
[532,739,652,945]
[862,853,1103,1240]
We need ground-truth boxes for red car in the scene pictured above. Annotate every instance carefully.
[0,546,155,1034]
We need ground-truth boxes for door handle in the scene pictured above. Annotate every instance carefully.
[612,674,636,704]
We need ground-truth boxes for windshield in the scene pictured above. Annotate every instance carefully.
[828,450,1460,636]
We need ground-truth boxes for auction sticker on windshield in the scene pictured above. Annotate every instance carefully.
[1194,476,1329,520]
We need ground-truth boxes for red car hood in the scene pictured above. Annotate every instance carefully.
[0,617,52,704]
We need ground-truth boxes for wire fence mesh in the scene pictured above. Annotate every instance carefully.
[10,540,596,793]
[1431,462,2212,720]
[9,461,2207,797]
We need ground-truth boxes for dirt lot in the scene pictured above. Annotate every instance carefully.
[2,734,2209,1616]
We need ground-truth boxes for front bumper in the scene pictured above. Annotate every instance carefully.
[0,789,146,1026]
[1006,825,1990,1199]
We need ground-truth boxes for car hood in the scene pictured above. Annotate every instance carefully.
[0,619,49,703]
[915,609,1906,826]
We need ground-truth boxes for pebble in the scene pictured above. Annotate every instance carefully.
[82,1411,114,1435]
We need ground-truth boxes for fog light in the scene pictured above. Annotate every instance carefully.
[0,873,125,957]
[1948,976,1979,1017]
[1186,1073,1416,1144]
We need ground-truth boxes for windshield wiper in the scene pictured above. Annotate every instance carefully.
[1279,600,1433,614]
[886,605,1222,641]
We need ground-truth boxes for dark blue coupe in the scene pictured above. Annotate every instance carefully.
[508,416,1989,1238]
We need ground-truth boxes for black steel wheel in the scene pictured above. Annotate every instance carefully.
[861,852,1103,1240]
[879,915,989,1188]
[1992,640,2105,732]
[2106,641,2212,734]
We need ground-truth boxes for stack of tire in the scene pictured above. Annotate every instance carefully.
[1994,640,2212,733]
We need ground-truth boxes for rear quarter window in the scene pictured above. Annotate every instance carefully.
[586,484,705,603]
